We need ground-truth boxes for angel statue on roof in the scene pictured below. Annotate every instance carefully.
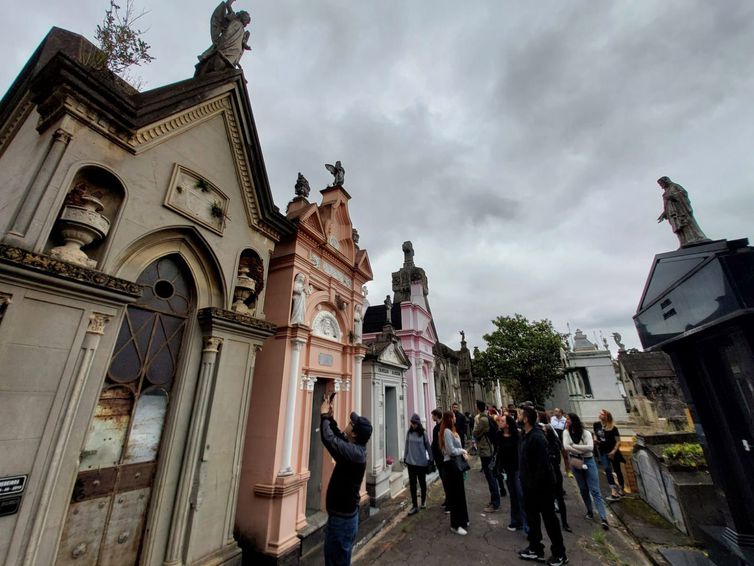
[325,161,345,187]
[195,0,251,76]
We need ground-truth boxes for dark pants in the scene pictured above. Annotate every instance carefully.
[480,456,500,508]
[443,460,469,529]
[553,465,568,527]
[436,458,449,504]
[506,469,526,529]
[523,487,566,558]
[324,513,359,566]
[407,464,427,508]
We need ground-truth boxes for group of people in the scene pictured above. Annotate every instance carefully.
[408,401,626,566]
[316,391,625,566]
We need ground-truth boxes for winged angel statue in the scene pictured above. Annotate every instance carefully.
[325,161,345,186]
[195,0,251,76]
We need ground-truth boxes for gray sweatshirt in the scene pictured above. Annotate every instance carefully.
[404,430,431,466]
[442,429,465,461]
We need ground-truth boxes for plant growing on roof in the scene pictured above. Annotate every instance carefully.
[95,0,154,75]
[662,443,707,469]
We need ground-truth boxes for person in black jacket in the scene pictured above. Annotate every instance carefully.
[452,403,467,446]
[430,408,449,508]
[518,406,567,566]
[320,395,372,566]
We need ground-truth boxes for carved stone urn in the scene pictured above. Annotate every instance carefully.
[231,266,257,315]
[49,194,110,269]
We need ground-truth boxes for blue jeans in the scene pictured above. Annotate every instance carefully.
[600,452,625,491]
[573,456,607,520]
[324,513,359,566]
[481,456,500,508]
[505,470,527,530]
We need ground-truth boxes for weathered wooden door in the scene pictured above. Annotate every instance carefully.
[56,256,195,565]
[306,379,327,515]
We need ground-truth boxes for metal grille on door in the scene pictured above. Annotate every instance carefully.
[57,256,195,565]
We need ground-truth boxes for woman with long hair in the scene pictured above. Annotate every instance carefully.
[403,413,431,515]
[563,413,609,530]
[499,413,527,532]
[594,409,625,500]
[440,410,469,535]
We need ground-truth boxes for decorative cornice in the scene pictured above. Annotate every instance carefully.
[198,306,276,333]
[0,245,142,297]
[35,86,280,242]
[0,94,34,159]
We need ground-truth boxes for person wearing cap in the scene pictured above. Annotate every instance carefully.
[403,413,432,515]
[319,395,372,566]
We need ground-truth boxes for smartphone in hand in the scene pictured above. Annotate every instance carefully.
[329,391,337,403]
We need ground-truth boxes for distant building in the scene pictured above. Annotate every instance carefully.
[433,341,462,411]
[550,329,629,424]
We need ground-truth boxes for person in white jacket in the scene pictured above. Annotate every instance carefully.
[562,413,609,530]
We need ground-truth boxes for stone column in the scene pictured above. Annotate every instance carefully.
[279,338,306,476]
[353,354,364,414]
[5,128,73,248]
[22,313,111,566]
[415,357,426,425]
[165,336,223,565]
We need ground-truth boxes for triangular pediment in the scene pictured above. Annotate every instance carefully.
[0,27,293,242]
[378,341,410,368]
[297,206,326,240]
[356,249,373,280]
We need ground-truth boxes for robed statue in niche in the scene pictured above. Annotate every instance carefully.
[656,176,708,247]
[195,0,251,76]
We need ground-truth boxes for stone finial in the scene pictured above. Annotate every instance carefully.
[325,161,345,186]
[384,295,393,324]
[656,176,708,247]
[402,241,414,267]
[295,172,311,198]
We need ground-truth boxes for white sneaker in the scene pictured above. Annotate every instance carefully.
[450,526,467,536]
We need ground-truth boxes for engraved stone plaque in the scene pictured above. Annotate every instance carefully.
[164,164,229,235]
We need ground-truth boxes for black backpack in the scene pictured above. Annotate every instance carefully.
[485,414,500,449]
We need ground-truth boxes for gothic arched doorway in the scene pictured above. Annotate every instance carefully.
[57,255,195,565]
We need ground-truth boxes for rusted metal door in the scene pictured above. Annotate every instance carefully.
[57,256,194,565]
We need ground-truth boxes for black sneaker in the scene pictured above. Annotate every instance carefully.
[508,523,522,531]
[407,506,418,516]
[562,524,572,533]
[546,556,569,566]
[584,512,594,520]
[518,547,545,561]
[601,519,609,530]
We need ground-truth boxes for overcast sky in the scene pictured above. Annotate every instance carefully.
[3,1,754,354]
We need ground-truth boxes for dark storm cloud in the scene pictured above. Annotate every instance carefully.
[2,0,753,354]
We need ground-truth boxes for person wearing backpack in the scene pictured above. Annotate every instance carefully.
[544,423,571,532]
[473,400,500,512]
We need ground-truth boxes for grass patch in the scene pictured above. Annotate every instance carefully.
[582,528,631,566]
[617,497,673,529]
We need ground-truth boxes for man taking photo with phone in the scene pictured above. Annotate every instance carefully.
[320,392,373,566]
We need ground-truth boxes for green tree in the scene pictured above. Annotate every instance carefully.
[476,314,564,406]
[88,0,154,82]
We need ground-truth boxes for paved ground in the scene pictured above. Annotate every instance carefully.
[353,457,652,565]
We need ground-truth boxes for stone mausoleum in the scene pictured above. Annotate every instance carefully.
[0,26,291,566]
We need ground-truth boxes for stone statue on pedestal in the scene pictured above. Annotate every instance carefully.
[656,176,708,247]
[195,0,251,76]
[325,161,345,186]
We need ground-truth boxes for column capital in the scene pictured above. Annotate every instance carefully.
[53,128,73,145]
[87,312,111,335]
[291,337,307,350]
[202,336,223,353]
